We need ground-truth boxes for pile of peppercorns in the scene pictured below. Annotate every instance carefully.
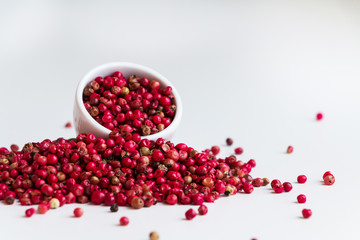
[82,72,176,135]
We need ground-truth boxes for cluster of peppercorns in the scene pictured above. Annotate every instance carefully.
[0,132,266,217]
[83,72,176,136]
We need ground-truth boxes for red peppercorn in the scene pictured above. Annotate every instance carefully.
[271,179,281,189]
[166,194,178,205]
[316,113,323,121]
[324,175,335,185]
[274,185,284,193]
[65,122,72,128]
[297,194,306,204]
[252,178,264,187]
[74,208,84,217]
[302,208,312,218]
[287,146,293,154]
[198,205,208,216]
[25,208,35,217]
[234,147,243,155]
[120,216,129,226]
[211,146,220,155]
[185,208,197,220]
[226,138,233,146]
[297,175,307,184]
[283,182,293,192]
[243,182,254,194]
[91,191,105,205]
[38,204,49,214]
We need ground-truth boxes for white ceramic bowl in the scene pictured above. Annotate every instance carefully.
[74,62,182,141]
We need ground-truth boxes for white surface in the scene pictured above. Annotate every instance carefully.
[0,1,360,239]
[74,62,183,141]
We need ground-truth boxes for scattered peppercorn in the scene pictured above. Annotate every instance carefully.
[226,138,233,146]
[234,147,243,155]
[287,146,294,153]
[297,194,306,204]
[25,208,35,217]
[297,175,307,184]
[185,208,197,220]
[283,182,293,192]
[120,216,129,226]
[324,175,335,185]
[65,122,72,128]
[110,203,119,212]
[198,205,208,215]
[302,208,312,218]
[149,231,160,240]
[74,208,84,217]
[316,113,323,121]
[262,178,270,186]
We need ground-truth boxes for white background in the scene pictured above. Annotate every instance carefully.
[0,0,360,239]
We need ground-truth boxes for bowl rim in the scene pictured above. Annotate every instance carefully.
[75,62,182,140]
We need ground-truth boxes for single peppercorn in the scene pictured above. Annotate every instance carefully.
[234,147,243,155]
[198,205,208,216]
[25,208,35,218]
[38,204,49,214]
[262,178,270,186]
[149,232,160,240]
[211,146,220,155]
[297,194,306,204]
[110,203,119,212]
[131,197,144,209]
[226,138,233,146]
[283,182,293,192]
[302,208,312,218]
[74,208,84,217]
[185,208,197,220]
[316,112,323,121]
[324,175,335,185]
[120,216,129,226]
[50,198,60,209]
[287,146,294,153]
[297,175,307,184]
[65,122,72,128]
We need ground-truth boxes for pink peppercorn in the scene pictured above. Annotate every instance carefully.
[65,122,72,128]
[271,179,281,189]
[297,194,306,203]
[25,208,35,217]
[243,182,254,194]
[283,182,293,192]
[226,138,233,146]
[302,209,312,218]
[38,204,49,214]
[74,208,84,217]
[185,208,197,220]
[324,175,335,185]
[120,216,129,226]
[316,113,323,121]
[287,146,293,154]
[252,178,264,187]
[297,175,307,184]
[166,194,178,205]
[274,185,284,193]
[198,205,208,216]
[211,146,220,155]
[234,147,243,155]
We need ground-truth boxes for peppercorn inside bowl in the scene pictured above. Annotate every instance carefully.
[74,62,182,141]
